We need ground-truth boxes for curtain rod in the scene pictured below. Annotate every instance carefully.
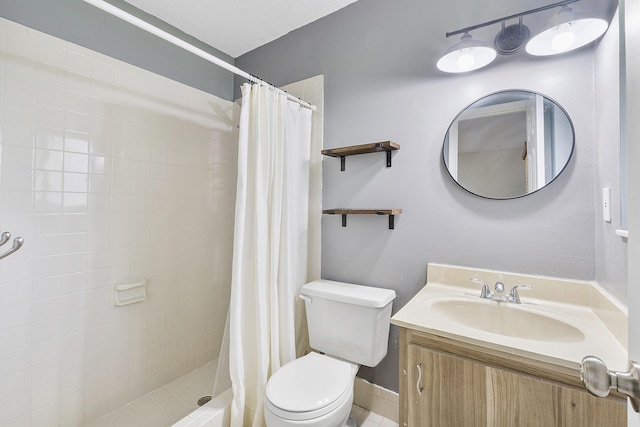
[81,0,316,111]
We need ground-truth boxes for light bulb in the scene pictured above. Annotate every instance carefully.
[551,23,576,52]
[457,50,475,71]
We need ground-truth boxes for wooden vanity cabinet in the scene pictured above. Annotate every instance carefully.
[399,328,627,427]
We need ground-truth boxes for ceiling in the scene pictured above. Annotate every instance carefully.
[121,0,359,58]
[119,0,617,63]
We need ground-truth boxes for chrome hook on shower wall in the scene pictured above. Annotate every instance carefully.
[0,231,11,247]
[0,231,24,261]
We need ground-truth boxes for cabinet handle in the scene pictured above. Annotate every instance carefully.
[416,363,424,396]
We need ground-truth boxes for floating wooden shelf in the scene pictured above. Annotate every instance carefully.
[323,209,402,229]
[321,141,400,171]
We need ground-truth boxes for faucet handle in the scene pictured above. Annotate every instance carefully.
[508,285,531,304]
[471,278,491,299]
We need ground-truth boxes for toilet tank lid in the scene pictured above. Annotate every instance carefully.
[302,279,396,308]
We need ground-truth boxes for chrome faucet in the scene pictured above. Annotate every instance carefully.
[471,279,531,303]
[471,278,492,299]
[507,284,531,304]
[493,281,507,301]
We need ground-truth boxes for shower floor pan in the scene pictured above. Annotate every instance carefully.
[84,360,230,427]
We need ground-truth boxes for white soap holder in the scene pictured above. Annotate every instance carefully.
[114,279,147,306]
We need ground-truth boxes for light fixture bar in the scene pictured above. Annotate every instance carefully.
[445,0,580,38]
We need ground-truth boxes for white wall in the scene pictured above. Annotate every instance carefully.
[0,18,236,425]
[621,1,640,424]
[594,10,627,303]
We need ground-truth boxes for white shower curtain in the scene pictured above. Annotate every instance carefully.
[228,83,313,427]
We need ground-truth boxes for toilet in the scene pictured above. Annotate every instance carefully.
[264,279,396,427]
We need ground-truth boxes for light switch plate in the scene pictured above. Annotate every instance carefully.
[603,188,611,223]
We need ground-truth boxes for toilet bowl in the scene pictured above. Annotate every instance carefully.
[264,352,358,427]
[264,279,395,427]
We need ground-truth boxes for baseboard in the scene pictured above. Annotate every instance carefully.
[353,377,399,423]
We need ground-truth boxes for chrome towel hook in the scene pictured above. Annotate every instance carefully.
[0,232,24,261]
[0,231,11,247]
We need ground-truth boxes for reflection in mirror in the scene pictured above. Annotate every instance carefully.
[443,90,574,199]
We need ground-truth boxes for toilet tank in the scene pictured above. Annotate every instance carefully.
[301,279,396,367]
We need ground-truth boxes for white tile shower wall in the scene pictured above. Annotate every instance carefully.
[0,17,236,426]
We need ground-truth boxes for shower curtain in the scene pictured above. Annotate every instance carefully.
[227,82,313,427]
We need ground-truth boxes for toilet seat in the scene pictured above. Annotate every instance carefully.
[265,352,354,421]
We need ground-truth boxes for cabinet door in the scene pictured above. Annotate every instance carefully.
[489,364,626,426]
[557,383,626,426]
[487,365,560,426]
[407,344,487,427]
[407,343,626,427]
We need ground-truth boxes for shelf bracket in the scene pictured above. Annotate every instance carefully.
[376,210,395,230]
[374,142,393,168]
[338,151,392,171]
[342,214,347,227]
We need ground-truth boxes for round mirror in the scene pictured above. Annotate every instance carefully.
[443,90,574,199]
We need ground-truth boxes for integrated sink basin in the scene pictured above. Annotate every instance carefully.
[391,263,628,374]
[429,298,585,343]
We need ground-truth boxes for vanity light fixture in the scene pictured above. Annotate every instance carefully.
[436,32,497,73]
[437,0,608,73]
[525,5,609,56]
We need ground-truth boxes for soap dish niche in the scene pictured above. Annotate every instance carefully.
[114,279,147,306]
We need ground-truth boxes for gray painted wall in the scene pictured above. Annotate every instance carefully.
[594,12,627,302]
[0,0,235,100]
[235,0,621,392]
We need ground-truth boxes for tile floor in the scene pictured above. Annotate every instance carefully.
[350,405,399,427]
[84,360,398,427]
[85,361,218,427]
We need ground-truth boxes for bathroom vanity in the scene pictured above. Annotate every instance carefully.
[392,264,628,427]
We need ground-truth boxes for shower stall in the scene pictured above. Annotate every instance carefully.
[0,14,322,425]
[0,15,237,425]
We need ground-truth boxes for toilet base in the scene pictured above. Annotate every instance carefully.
[345,416,358,427]
[264,393,353,427]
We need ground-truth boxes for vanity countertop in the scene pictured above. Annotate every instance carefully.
[392,263,628,373]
